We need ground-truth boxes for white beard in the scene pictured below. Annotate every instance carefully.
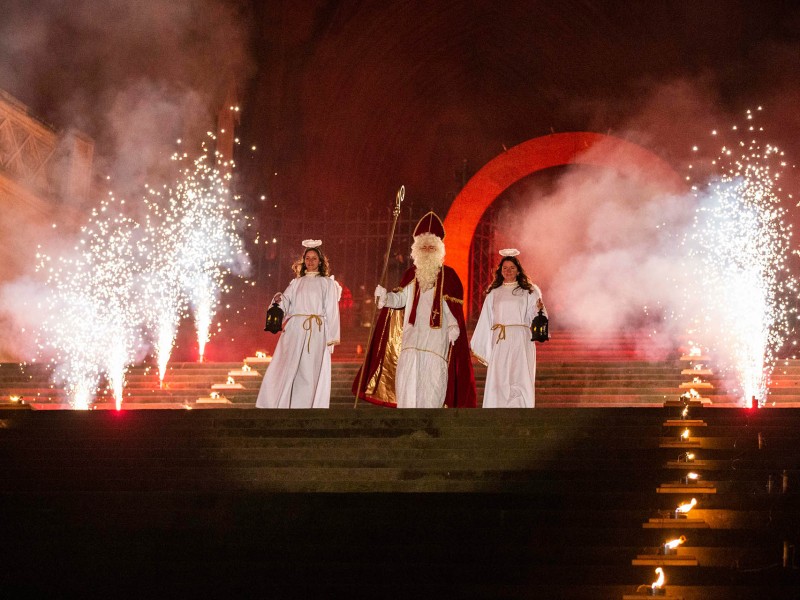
[411,234,445,291]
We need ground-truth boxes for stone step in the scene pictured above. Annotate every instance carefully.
[1,407,798,597]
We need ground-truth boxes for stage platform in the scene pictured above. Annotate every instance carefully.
[2,331,799,410]
[1,407,798,598]
[2,362,798,410]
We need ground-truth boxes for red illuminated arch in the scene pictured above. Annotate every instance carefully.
[443,132,685,313]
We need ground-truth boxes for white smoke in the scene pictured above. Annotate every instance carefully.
[499,151,693,347]
[495,91,797,401]
[0,0,254,366]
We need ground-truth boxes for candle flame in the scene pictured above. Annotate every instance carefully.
[664,535,686,550]
[651,567,665,590]
[676,498,698,515]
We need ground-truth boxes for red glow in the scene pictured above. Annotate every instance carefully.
[443,132,685,316]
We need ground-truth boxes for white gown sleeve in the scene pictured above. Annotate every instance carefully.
[279,278,297,313]
[325,278,341,347]
[383,283,410,309]
[470,291,495,366]
[442,297,459,344]
[529,284,547,319]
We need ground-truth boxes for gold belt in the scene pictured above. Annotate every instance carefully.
[490,323,529,343]
[293,314,323,352]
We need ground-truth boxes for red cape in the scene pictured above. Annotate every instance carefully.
[353,265,477,408]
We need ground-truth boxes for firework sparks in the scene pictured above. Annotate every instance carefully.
[34,138,249,408]
[683,108,797,406]
[140,190,187,384]
[169,141,249,361]
[36,200,147,409]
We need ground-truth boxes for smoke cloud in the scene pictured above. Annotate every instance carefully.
[0,0,255,362]
[495,79,798,391]
[1,0,253,194]
[497,147,692,345]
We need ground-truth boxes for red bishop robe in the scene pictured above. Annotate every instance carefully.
[353,265,477,408]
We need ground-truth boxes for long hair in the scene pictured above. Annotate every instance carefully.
[485,256,533,294]
[292,247,331,277]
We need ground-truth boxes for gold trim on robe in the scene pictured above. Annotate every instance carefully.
[365,308,404,406]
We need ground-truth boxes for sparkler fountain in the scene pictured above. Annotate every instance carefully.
[140,195,187,385]
[33,137,249,408]
[170,142,248,362]
[36,201,148,409]
[682,108,797,407]
[35,276,104,411]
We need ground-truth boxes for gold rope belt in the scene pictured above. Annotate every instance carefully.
[400,346,448,363]
[292,314,323,352]
[490,323,529,343]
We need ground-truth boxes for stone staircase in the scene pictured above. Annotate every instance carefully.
[2,331,798,410]
[1,407,798,598]
[0,361,793,411]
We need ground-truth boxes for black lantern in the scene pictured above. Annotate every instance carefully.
[530,309,549,342]
[264,302,284,334]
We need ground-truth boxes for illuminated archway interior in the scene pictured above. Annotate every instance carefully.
[442,132,684,314]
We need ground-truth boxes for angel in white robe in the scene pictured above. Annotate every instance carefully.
[470,252,546,408]
[256,242,341,408]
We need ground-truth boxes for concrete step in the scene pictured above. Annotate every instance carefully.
[2,354,799,409]
[0,274,797,596]
[1,407,798,597]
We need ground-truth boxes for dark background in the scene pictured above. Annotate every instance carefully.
[2,0,800,360]
[4,0,798,221]
[237,0,800,222]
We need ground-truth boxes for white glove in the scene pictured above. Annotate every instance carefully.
[328,345,335,355]
[447,325,460,345]
[374,285,387,309]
